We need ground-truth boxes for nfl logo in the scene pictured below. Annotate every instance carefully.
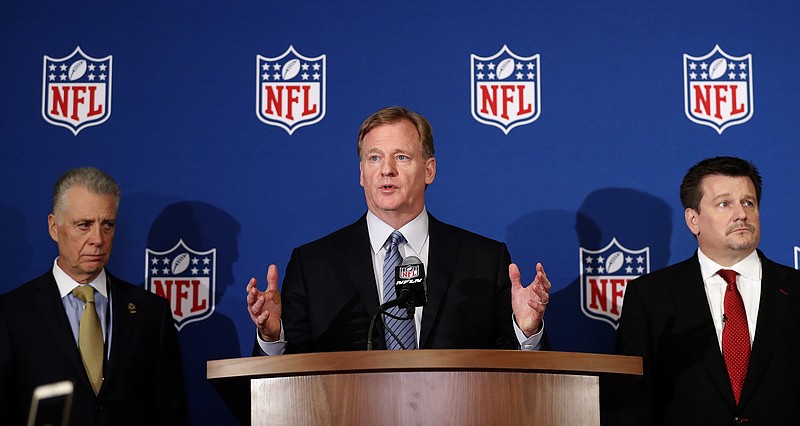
[580,238,649,329]
[683,45,753,134]
[256,46,326,134]
[42,46,112,135]
[145,239,216,330]
[400,265,419,279]
[471,45,540,134]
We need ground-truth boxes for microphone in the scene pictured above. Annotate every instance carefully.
[366,256,428,350]
[394,256,428,314]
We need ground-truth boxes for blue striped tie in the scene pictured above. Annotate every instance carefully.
[382,231,416,350]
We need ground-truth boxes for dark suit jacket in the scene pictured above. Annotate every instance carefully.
[609,250,800,426]
[0,270,187,426]
[254,213,540,354]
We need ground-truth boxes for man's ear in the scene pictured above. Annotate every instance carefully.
[684,208,699,236]
[425,157,436,185]
[48,213,59,242]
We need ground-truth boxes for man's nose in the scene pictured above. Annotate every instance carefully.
[381,158,397,175]
[88,225,105,245]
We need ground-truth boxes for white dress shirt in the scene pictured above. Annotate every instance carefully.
[53,258,112,357]
[697,249,761,350]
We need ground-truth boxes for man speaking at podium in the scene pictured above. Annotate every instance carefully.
[246,106,550,354]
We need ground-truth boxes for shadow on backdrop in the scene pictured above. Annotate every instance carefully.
[147,201,245,425]
[0,204,33,288]
[506,188,672,354]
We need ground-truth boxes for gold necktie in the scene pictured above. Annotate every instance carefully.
[72,285,103,394]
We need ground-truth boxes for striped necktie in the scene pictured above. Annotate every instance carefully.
[382,231,416,350]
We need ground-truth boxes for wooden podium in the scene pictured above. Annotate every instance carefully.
[207,350,641,425]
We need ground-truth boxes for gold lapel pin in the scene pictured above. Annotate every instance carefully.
[128,302,138,314]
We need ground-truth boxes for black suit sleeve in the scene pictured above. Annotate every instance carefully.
[493,243,520,350]
[606,279,654,426]
[280,247,314,353]
[0,296,16,424]
[152,298,188,425]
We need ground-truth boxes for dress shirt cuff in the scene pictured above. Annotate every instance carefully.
[255,321,286,356]
[513,315,544,351]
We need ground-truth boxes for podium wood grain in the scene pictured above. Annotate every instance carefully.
[207,350,641,425]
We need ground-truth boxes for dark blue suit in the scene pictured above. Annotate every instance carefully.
[254,213,538,354]
[0,271,187,426]
[610,251,800,425]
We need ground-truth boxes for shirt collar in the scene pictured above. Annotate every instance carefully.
[366,208,429,254]
[697,248,761,281]
[52,258,109,298]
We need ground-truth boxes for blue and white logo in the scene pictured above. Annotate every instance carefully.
[42,46,112,135]
[257,46,326,135]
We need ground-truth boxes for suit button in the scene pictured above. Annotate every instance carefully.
[94,404,103,413]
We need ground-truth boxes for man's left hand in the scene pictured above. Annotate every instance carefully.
[510,262,551,337]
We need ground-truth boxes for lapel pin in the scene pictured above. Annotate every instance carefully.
[128,302,138,314]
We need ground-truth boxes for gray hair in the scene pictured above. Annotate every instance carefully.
[52,167,121,216]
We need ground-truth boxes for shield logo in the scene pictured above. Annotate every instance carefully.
[42,46,112,135]
[145,239,216,330]
[399,265,419,279]
[256,46,326,134]
[471,45,540,134]
[683,45,753,134]
[580,238,650,329]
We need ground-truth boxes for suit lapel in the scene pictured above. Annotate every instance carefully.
[418,214,458,347]
[103,274,135,392]
[31,272,95,394]
[337,215,382,317]
[738,253,793,406]
[667,255,737,408]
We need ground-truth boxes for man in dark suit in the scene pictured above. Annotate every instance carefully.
[0,167,187,426]
[246,106,551,354]
[611,156,800,425]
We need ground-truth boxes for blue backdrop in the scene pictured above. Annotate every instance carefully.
[2,1,799,424]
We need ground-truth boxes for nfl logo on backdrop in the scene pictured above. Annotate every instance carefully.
[471,45,540,134]
[580,238,649,329]
[257,46,326,134]
[145,239,216,330]
[683,45,753,134]
[42,46,112,135]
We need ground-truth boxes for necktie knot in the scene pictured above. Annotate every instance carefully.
[72,285,96,304]
[385,231,405,252]
[718,269,739,290]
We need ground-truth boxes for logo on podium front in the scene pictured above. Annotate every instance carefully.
[683,45,753,134]
[580,238,649,329]
[470,45,540,134]
[145,239,216,330]
[42,46,112,135]
[257,46,326,134]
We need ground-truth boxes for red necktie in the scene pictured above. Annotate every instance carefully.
[719,269,750,404]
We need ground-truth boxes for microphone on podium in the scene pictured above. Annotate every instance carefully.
[366,256,428,350]
[393,256,428,315]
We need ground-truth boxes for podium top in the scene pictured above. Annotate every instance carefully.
[207,350,641,380]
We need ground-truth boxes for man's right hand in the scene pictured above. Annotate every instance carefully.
[246,264,282,341]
